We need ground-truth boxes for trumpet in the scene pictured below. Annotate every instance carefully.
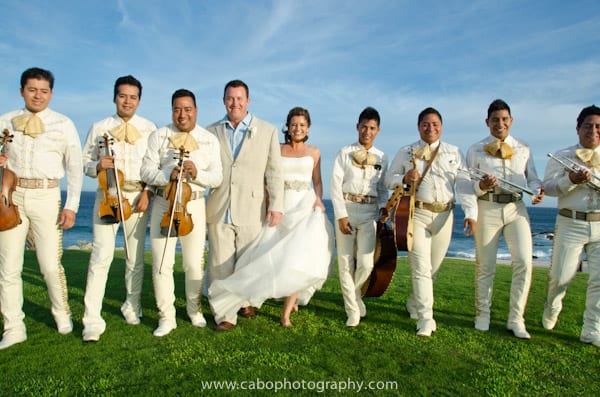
[547,152,600,192]
[460,167,535,196]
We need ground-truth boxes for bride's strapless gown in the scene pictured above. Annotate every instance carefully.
[208,156,333,315]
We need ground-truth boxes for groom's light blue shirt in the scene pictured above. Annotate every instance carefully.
[219,112,253,223]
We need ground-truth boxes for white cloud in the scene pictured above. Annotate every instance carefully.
[0,0,597,201]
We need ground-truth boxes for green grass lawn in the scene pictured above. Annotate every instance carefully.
[0,250,598,396]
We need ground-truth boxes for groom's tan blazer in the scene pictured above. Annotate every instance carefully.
[206,115,284,226]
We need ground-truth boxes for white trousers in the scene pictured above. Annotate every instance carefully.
[336,202,378,319]
[207,222,262,324]
[0,187,69,337]
[545,214,600,337]
[150,195,206,323]
[475,200,532,324]
[408,208,453,321]
[82,189,149,333]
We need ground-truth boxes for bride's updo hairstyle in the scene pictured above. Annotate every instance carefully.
[283,107,311,144]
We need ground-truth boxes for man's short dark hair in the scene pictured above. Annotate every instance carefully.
[358,106,380,126]
[487,99,511,118]
[20,67,54,90]
[114,75,142,101]
[418,107,443,124]
[577,105,600,129]
[223,79,249,98]
[171,89,196,107]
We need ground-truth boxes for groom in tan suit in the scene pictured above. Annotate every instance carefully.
[206,80,284,331]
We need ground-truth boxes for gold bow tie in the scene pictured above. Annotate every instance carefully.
[12,113,45,138]
[575,148,600,168]
[352,149,377,169]
[168,132,199,152]
[413,144,432,160]
[484,139,513,159]
[110,122,141,144]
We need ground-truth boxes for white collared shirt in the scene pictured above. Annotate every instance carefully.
[141,124,223,193]
[466,134,542,197]
[386,139,477,220]
[0,107,83,212]
[82,114,157,182]
[544,144,600,211]
[330,142,388,220]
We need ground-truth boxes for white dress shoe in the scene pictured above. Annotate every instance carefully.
[121,307,141,325]
[580,333,600,347]
[474,316,490,331]
[346,315,360,327]
[189,313,207,328]
[0,334,27,350]
[507,322,531,339]
[542,307,558,330]
[153,321,176,337]
[56,318,73,335]
[82,329,101,342]
[416,319,437,337]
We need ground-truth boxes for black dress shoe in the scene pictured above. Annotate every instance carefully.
[239,306,256,318]
[215,321,235,331]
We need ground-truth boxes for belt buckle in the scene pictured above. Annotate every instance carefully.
[430,201,447,212]
[496,194,512,204]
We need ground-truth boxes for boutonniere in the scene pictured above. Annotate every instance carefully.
[247,126,256,139]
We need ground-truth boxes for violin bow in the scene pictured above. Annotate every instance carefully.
[110,143,131,262]
[158,146,186,274]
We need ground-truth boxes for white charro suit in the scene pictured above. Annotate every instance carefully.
[206,115,284,325]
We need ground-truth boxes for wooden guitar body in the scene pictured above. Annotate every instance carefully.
[394,195,412,251]
[361,220,397,297]
[361,186,404,298]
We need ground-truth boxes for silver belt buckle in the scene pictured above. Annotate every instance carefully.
[430,201,447,212]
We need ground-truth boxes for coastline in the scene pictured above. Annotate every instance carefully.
[445,256,593,274]
[445,255,551,268]
[60,247,563,270]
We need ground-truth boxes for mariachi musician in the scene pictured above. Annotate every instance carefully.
[81,75,157,342]
[386,107,477,337]
[466,99,544,340]
[542,105,600,348]
[330,107,388,328]
[0,67,83,350]
[141,89,222,337]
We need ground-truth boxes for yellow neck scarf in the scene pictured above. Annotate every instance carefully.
[12,113,45,138]
[484,139,513,159]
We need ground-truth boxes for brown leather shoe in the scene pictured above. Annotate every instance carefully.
[214,321,235,331]
[239,306,256,318]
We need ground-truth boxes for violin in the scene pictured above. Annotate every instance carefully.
[0,129,21,231]
[97,133,132,223]
[160,146,194,237]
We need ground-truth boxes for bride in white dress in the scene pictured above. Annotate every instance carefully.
[208,107,333,327]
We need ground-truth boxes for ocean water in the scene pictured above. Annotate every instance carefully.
[66,191,556,262]
[447,205,556,262]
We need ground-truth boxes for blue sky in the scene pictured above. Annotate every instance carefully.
[1,0,599,206]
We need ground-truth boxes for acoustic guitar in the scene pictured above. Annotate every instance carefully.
[394,194,413,252]
[396,152,417,252]
[361,186,404,297]
[396,145,438,251]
